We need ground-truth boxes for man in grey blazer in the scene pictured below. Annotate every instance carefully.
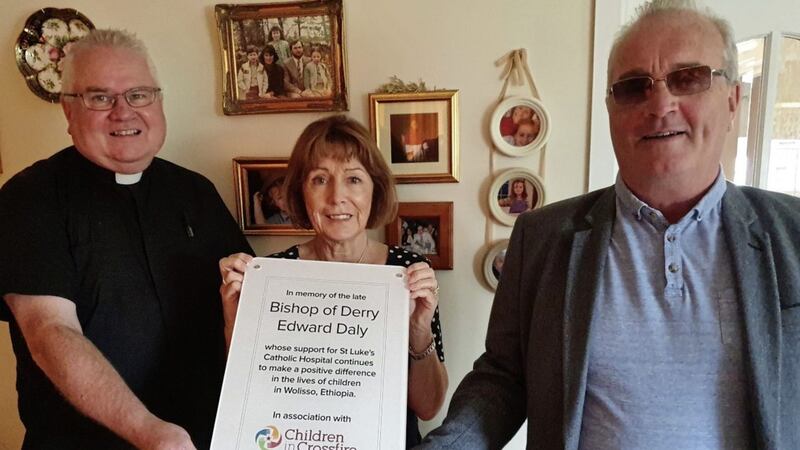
[419,1,799,449]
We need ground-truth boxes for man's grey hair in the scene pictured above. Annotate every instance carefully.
[61,29,159,92]
[608,0,738,83]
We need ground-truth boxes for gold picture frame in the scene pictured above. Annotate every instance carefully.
[215,0,348,115]
[232,157,314,236]
[369,91,459,183]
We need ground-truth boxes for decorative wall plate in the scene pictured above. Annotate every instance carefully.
[15,8,94,103]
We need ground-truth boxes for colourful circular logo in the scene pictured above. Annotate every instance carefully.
[255,425,282,449]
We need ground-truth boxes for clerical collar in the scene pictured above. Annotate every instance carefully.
[115,172,143,185]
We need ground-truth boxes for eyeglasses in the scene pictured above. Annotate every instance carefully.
[61,87,162,111]
[607,65,729,105]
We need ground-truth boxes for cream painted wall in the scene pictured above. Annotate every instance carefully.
[0,1,592,448]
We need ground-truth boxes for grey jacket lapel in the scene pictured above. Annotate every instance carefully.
[563,187,616,450]
[722,185,780,449]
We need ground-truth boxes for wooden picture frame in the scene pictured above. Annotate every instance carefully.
[490,96,551,157]
[369,91,459,183]
[233,157,314,236]
[215,0,347,115]
[488,168,546,226]
[385,202,453,270]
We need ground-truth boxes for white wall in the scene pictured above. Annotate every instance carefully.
[0,1,593,448]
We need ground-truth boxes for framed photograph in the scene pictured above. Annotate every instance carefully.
[490,96,550,157]
[369,91,459,183]
[385,202,453,270]
[233,157,314,236]
[489,168,546,226]
[215,0,347,115]
[482,239,510,291]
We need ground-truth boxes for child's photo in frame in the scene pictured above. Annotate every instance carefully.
[233,157,314,236]
[497,177,538,215]
[488,168,545,227]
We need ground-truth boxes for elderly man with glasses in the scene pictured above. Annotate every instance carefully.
[0,29,252,449]
[419,1,800,449]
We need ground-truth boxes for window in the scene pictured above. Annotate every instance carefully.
[765,35,800,196]
[726,37,766,186]
[728,34,800,196]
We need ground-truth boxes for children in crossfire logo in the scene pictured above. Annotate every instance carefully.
[255,426,282,449]
[255,426,358,449]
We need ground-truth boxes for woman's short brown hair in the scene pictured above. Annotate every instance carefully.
[283,115,397,230]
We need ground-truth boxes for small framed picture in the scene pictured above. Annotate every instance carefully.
[232,157,314,236]
[489,168,546,226]
[369,91,459,184]
[482,239,510,291]
[385,202,453,270]
[215,0,347,115]
[490,96,550,157]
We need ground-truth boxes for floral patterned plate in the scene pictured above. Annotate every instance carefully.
[69,19,91,39]
[24,43,50,71]
[15,8,95,103]
[38,67,63,94]
[41,18,69,46]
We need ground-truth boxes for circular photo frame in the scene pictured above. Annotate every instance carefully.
[488,168,546,226]
[490,96,551,157]
[482,239,510,291]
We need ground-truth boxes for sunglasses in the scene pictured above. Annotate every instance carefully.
[607,65,729,105]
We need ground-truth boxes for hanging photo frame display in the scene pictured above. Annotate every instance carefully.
[488,168,545,226]
[482,239,510,291]
[490,96,550,157]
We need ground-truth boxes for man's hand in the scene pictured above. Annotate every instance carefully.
[4,294,197,450]
[135,420,197,450]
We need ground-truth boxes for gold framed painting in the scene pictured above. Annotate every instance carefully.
[369,91,459,183]
[232,157,314,236]
[215,0,347,115]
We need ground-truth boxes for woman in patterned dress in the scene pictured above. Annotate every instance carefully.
[219,115,448,447]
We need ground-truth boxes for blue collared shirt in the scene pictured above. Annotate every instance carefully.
[579,172,753,449]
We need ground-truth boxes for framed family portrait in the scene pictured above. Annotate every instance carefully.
[215,0,347,115]
[385,202,453,270]
[490,96,550,157]
[482,239,510,291]
[369,91,459,184]
[488,168,546,226]
[232,157,314,236]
